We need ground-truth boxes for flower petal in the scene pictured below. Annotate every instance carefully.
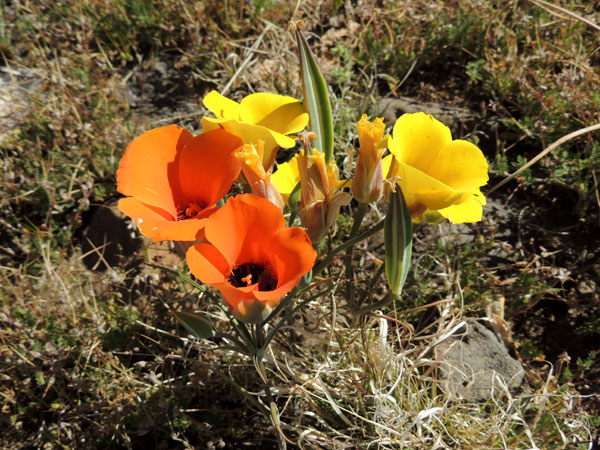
[178,129,243,209]
[389,112,452,174]
[240,93,308,135]
[203,90,241,120]
[211,282,259,313]
[203,194,286,267]
[437,191,486,223]
[271,154,301,203]
[116,125,192,218]
[186,243,231,285]
[118,197,212,242]
[427,139,489,192]
[202,117,290,169]
[253,226,316,301]
[186,242,270,317]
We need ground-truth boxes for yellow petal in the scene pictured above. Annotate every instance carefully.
[271,154,301,203]
[202,117,282,168]
[416,190,470,211]
[381,153,393,176]
[427,139,489,192]
[203,90,241,120]
[240,93,308,134]
[236,142,266,180]
[389,112,452,173]
[437,191,486,223]
[393,161,457,210]
[357,114,386,167]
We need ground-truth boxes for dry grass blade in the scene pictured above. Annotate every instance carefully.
[528,0,600,32]
[487,122,600,195]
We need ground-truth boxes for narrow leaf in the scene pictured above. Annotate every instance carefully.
[171,310,215,339]
[384,186,413,295]
[288,181,302,214]
[295,27,334,163]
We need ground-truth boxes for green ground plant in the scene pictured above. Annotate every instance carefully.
[1,0,599,448]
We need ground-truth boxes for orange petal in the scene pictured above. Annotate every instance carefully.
[203,194,286,267]
[254,226,316,301]
[178,129,243,208]
[186,243,231,285]
[117,125,192,218]
[187,242,264,313]
[211,282,258,311]
[118,197,212,242]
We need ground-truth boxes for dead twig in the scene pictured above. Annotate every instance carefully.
[487,122,600,195]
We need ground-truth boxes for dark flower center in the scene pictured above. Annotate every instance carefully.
[178,202,205,220]
[229,263,278,291]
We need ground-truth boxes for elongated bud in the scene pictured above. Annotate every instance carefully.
[384,182,413,295]
[352,115,387,203]
[298,149,351,242]
[298,149,330,207]
[236,142,285,211]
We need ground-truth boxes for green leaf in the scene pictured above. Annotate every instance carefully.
[384,186,413,295]
[295,26,334,163]
[171,310,215,339]
[288,181,301,214]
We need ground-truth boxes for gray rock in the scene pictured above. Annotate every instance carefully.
[376,97,475,129]
[0,66,45,145]
[435,321,525,402]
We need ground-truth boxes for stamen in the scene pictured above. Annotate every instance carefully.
[229,263,278,291]
[241,274,253,286]
[178,202,204,220]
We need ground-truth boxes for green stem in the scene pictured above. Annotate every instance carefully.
[254,326,287,450]
[263,284,333,348]
[313,219,384,278]
[287,211,297,228]
[149,264,256,352]
[261,287,299,326]
[359,262,386,306]
[345,202,369,307]
[349,202,369,237]
[358,291,398,314]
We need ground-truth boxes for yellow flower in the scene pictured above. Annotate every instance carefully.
[352,114,387,203]
[382,112,488,223]
[202,90,309,171]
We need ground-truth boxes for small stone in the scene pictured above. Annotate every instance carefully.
[436,321,525,402]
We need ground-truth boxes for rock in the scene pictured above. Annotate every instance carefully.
[435,321,525,402]
[376,97,475,129]
[0,66,45,145]
[80,205,141,271]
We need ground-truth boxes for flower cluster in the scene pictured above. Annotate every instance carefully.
[117,92,315,323]
[117,90,488,321]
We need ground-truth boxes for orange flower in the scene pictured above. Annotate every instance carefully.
[186,194,316,323]
[117,125,243,242]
